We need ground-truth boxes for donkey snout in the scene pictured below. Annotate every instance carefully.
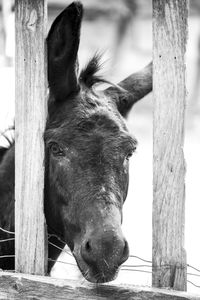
[81,230,129,272]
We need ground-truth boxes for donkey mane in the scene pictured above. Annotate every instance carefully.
[79,53,109,88]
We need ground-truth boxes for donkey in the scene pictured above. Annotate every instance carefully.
[0,2,152,283]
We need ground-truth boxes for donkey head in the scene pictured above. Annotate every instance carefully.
[45,2,152,283]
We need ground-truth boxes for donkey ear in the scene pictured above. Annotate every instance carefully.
[105,62,152,117]
[47,2,83,101]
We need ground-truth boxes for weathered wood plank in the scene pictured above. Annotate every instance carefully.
[15,0,48,275]
[152,0,188,291]
[0,272,200,300]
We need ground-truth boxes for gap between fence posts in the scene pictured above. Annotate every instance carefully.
[152,0,188,291]
[15,0,48,275]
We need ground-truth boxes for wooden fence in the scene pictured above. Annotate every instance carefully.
[1,271,200,300]
[0,0,197,299]
[15,0,48,275]
[152,0,188,291]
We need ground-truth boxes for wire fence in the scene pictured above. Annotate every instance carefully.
[0,226,200,290]
[0,127,14,148]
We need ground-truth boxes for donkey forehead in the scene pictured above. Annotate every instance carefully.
[53,92,131,135]
[76,110,126,133]
[47,113,128,143]
[47,90,129,139]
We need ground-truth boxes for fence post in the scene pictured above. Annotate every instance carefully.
[152,0,188,291]
[15,0,48,275]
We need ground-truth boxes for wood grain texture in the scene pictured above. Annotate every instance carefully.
[152,0,188,291]
[15,0,48,275]
[0,272,200,300]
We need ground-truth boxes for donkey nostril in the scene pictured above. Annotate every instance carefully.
[121,239,129,264]
[81,235,129,268]
[123,240,128,255]
[85,240,92,252]
[81,239,95,265]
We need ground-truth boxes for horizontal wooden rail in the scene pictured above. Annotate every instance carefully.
[0,272,199,300]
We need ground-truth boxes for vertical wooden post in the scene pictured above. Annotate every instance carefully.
[152,0,188,291]
[15,0,48,275]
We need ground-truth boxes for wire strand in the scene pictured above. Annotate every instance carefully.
[123,264,152,268]
[187,264,200,274]
[48,258,76,267]
[0,255,15,259]
[48,233,66,246]
[0,227,15,235]
[0,254,199,289]
[187,280,200,288]
[187,273,200,278]
[128,255,152,264]
[121,268,152,274]
[48,241,72,257]
[0,244,200,289]
[0,238,14,243]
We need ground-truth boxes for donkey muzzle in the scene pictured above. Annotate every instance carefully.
[79,228,129,282]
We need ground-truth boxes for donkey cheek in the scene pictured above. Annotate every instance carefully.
[61,207,81,237]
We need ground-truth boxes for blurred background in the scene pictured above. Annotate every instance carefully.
[0,0,199,293]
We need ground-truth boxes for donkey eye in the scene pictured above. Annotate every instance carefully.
[50,143,64,156]
[125,152,133,160]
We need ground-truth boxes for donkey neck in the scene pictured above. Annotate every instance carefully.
[0,145,15,234]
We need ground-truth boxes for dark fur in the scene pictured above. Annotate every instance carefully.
[0,2,151,282]
[79,53,108,88]
[0,147,7,164]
